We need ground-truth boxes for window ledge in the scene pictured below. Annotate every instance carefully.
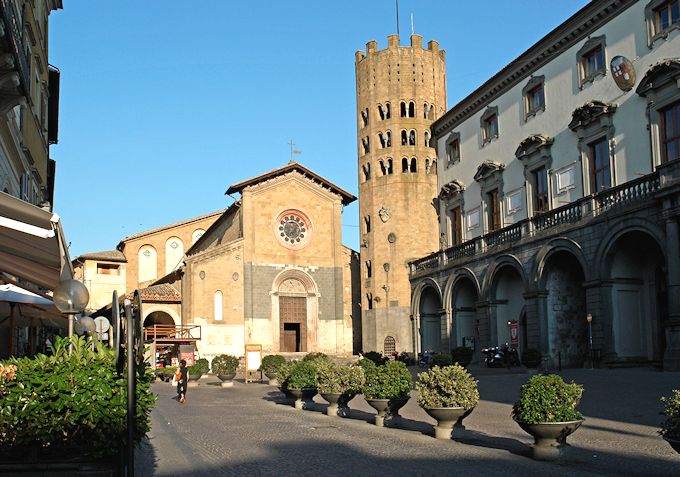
[579,70,607,89]
[524,107,545,123]
[649,24,680,47]
[482,135,499,147]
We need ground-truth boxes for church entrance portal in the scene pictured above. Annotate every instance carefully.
[280,296,307,352]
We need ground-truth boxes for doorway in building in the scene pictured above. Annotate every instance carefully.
[279,296,307,352]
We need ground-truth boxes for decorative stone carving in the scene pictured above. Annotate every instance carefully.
[378,207,391,223]
[515,134,554,161]
[280,278,306,294]
[438,179,465,199]
[568,101,618,131]
[473,161,505,183]
[636,59,680,97]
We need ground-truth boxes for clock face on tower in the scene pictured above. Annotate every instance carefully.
[274,209,312,249]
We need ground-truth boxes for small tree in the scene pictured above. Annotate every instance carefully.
[262,354,286,376]
[362,361,412,399]
[512,374,583,424]
[211,355,239,376]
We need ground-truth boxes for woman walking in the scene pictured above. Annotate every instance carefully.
[177,359,188,403]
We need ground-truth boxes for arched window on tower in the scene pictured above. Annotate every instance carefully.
[423,103,430,119]
[379,159,387,176]
[365,260,372,278]
[430,159,437,174]
[424,131,430,147]
[386,131,392,147]
[401,130,408,146]
[387,158,394,174]
[400,101,407,118]
[361,109,369,127]
[408,101,415,118]
[428,106,435,120]
[364,215,371,234]
[384,336,396,354]
[385,103,391,119]
[402,157,409,173]
[409,130,416,146]
[410,158,417,173]
[362,137,370,154]
[378,104,385,120]
[362,163,371,182]
[366,293,373,310]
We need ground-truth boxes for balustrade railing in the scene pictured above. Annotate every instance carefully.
[596,173,660,211]
[411,254,439,273]
[445,240,477,261]
[532,201,582,231]
[486,222,523,248]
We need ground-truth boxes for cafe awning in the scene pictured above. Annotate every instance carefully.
[0,191,73,291]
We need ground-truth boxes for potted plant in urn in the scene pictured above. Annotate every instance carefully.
[316,361,365,417]
[188,358,210,384]
[660,389,680,453]
[362,360,412,427]
[285,361,318,410]
[262,354,286,386]
[512,374,584,461]
[275,360,295,401]
[211,354,239,387]
[416,364,479,440]
[451,347,474,367]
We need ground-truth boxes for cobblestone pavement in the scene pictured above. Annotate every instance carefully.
[135,367,680,476]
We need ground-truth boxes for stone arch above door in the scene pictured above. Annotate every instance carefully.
[271,268,320,352]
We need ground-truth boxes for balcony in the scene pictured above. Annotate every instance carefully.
[0,0,30,101]
[410,169,666,277]
[143,324,201,344]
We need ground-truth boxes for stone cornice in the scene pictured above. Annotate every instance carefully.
[432,0,637,137]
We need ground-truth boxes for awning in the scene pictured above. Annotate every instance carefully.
[0,283,54,305]
[0,191,73,291]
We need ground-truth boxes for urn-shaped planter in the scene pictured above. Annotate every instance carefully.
[288,387,318,410]
[320,392,356,417]
[266,372,279,387]
[217,372,237,387]
[664,437,680,454]
[515,419,584,461]
[424,407,474,440]
[365,396,410,427]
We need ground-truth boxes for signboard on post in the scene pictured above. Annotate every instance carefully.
[245,344,262,383]
[179,344,196,366]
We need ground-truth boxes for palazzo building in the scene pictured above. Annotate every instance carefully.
[409,0,680,369]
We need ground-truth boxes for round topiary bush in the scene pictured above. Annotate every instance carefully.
[660,389,680,440]
[316,361,365,394]
[512,374,583,424]
[211,354,239,376]
[286,361,318,390]
[188,358,210,378]
[362,361,412,400]
[262,354,286,376]
[430,352,453,368]
[416,364,479,409]
[302,352,330,363]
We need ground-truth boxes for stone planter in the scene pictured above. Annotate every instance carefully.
[515,419,584,461]
[217,372,237,387]
[188,373,203,387]
[265,372,279,387]
[664,436,680,454]
[365,396,410,427]
[423,406,474,440]
[288,387,318,410]
[320,392,356,417]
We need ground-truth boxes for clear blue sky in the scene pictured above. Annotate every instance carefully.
[50,0,588,258]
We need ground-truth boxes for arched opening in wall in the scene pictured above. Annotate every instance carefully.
[379,132,386,148]
[379,160,387,176]
[423,103,429,119]
[277,276,313,353]
[378,104,385,120]
[543,251,587,367]
[165,237,184,274]
[362,137,370,154]
[362,163,371,182]
[143,311,175,328]
[191,229,205,245]
[364,215,371,233]
[419,286,443,352]
[408,101,415,118]
[424,131,430,147]
[366,293,373,310]
[385,103,391,119]
[452,278,478,349]
[384,335,396,355]
[387,158,393,174]
[409,129,416,146]
[410,158,417,173]
[401,129,408,145]
[402,158,409,173]
[491,265,526,347]
[138,245,157,283]
[400,101,407,117]
[361,108,369,127]
[429,160,437,174]
[605,230,666,361]
[385,131,392,147]
[428,105,435,120]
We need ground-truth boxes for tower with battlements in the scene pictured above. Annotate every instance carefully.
[355,34,446,354]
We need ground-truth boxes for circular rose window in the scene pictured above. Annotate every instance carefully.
[275,210,312,249]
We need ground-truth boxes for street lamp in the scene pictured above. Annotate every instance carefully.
[53,279,90,350]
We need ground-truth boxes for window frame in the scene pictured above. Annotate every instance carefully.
[522,75,545,121]
[480,106,499,145]
[588,137,612,193]
[531,166,549,214]
[445,132,461,167]
[645,0,680,47]
[660,100,680,163]
[577,36,607,88]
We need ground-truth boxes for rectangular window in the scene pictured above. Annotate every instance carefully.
[449,207,462,245]
[487,189,501,231]
[526,84,545,117]
[532,167,549,213]
[656,0,680,31]
[589,138,611,193]
[582,46,605,80]
[661,101,680,164]
[447,138,460,165]
[483,114,498,143]
[97,264,120,275]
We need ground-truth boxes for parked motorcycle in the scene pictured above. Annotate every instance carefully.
[482,343,520,368]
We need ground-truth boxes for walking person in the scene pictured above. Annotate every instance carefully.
[177,359,188,403]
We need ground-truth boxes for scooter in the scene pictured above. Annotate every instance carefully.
[482,343,520,367]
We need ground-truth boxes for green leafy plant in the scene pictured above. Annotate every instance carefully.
[451,347,473,367]
[416,364,479,409]
[262,354,286,375]
[362,351,385,365]
[302,352,330,363]
[430,352,452,368]
[660,389,680,439]
[188,358,209,377]
[512,374,583,424]
[521,348,542,368]
[316,361,365,394]
[362,361,412,399]
[0,336,156,459]
[211,354,239,375]
[285,361,318,389]
[276,360,295,388]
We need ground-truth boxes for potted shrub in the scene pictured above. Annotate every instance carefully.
[451,347,473,367]
[416,364,479,440]
[362,361,412,427]
[362,351,385,365]
[302,352,330,363]
[660,389,680,453]
[521,348,542,368]
[188,358,210,383]
[211,354,239,387]
[316,361,365,417]
[512,374,584,461]
[262,354,286,386]
[161,366,176,383]
[285,361,318,410]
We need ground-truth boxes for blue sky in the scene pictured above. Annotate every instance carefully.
[50,0,588,257]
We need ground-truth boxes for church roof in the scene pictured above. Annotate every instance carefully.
[225,161,356,206]
[119,209,225,244]
[74,249,127,263]
[125,283,181,303]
